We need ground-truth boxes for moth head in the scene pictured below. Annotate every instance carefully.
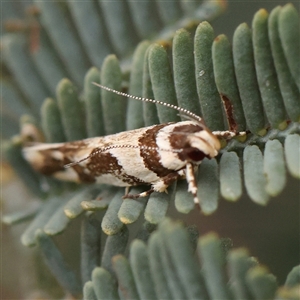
[179,130,221,163]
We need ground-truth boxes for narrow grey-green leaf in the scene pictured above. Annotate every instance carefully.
[268,6,300,122]
[263,139,286,196]
[101,225,128,275]
[243,145,269,205]
[101,189,124,235]
[157,228,186,299]
[92,267,119,300]
[1,34,50,111]
[142,47,159,126]
[99,0,139,56]
[285,265,300,287]
[128,1,162,38]
[44,196,71,235]
[246,266,277,300]
[175,179,194,213]
[193,0,227,21]
[21,196,63,246]
[81,199,111,211]
[81,214,102,283]
[127,41,150,130]
[233,23,266,135]
[112,255,140,300]
[118,186,148,224]
[82,188,116,211]
[144,183,176,224]
[186,225,200,252]
[135,221,157,243]
[31,29,68,93]
[67,0,111,67]
[101,55,126,135]
[84,67,105,138]
[30,27,68,96]
[213,34,246,131]
[156,0,182,24]
[35,229,82,297]
[198,233,231,299]
[197,158,219,214]
[34,0,90,87]
[2,201,40,225]
[228,248,258,300]
[41,98,66,143]
[220,151,242,201]
[1,79,30,118]
[148,232,173,299]
[161,220,207,299]
[64,187,99,219]
[148,44,180,123]
[252,9,286,130]
[156,0,226,41]
[83,281,97,300]
[173,28,201,116]
[56,78,86,141]
[130,240,157,299]
[180,0,201,14]
[284,134,300,178]
[194,21,225,131]
[278,4,300,90]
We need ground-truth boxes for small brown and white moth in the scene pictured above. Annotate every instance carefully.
[23,83,244,206]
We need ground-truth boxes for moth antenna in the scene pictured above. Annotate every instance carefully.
[92,82,203,123]
[64,144,182,168]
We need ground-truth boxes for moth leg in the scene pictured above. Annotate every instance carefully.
[123,171,182,200]
[125,186,130,196]
[152,171,181,193]
[186,162,200,207]
[123,187,154,199]
[124,171,182,199]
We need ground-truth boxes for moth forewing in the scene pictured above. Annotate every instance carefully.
[22,84,242,208]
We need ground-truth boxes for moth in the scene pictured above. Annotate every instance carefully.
[23,83,244,206]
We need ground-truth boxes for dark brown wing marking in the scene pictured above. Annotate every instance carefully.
[35,141,97,183]
[87,149,145,185]
[37,149,65,175]
[138,123,173,177]
[36,148,80,175]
